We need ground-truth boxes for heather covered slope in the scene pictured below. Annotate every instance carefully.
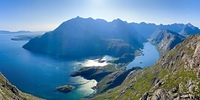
[90,34,200,100]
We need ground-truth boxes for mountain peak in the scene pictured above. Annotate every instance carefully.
[161,29,179,35]
[179,23,200,36]
[186,22,193,26]
[112,18,127,23]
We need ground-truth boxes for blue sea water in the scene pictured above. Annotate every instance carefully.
[0,32,159,100]
[0,33,97,100]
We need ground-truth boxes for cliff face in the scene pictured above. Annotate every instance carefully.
[90,34,200,100]
[0,73,42,100]
[149,29,185,55]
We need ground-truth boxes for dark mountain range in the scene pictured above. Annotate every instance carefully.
[23,17,200,59]
[130,22,158,39]
[179,23,200,36]
[156,23,200,37]
[23,17,145,58]
[156,23,185,33]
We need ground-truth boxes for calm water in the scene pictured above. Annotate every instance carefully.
[126,42,159,69]
[0,33,97,100]
[0,32,159,100]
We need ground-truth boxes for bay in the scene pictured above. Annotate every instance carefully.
[0,33,97,100]
[0,32,159,100]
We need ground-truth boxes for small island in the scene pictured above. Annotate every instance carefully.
[54,85,75,93]
[11,35,40,41]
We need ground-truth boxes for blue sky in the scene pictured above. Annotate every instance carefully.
[0,0,200,31]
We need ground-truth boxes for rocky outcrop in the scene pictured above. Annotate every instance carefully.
[54,85,75,93]
[0,73,42,100]
[155,34,200,72]
[146,34,200,99]
[70,66,113,82]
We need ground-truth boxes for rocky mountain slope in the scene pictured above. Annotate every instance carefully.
[149,29,185,55]
[0,73,42,100]
[90,34,200,100]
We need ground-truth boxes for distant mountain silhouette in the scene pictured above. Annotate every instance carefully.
[130,22,157,39]
[0,30,31,34]
[155,23,200,37]
[23,17,200,58]
[23,17,145,58]
[179,23,200,36]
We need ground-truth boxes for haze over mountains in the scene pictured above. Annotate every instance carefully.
[22,17,200,100]
[1,16,200,100]
[23,17,200,58]
[23,17,145,58]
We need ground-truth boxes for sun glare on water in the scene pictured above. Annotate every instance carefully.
[73,55,114,67]
[82,59,107,67]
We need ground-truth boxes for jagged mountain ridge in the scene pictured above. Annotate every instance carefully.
[156,23,200,37]
[23,17,146,58]
[179,23,200,36]
[90,34,200,100]
[23,17,200,59]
